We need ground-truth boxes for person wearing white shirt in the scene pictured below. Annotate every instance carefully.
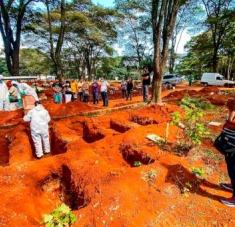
[0,75,10,111]
[100,78,109,106]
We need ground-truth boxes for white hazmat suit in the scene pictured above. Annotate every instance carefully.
[12,81,39,101]
[0,75,9,111]
[23,104,51,158]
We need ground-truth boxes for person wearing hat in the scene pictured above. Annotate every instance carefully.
[23,101,51,159]
[0,75,10,111]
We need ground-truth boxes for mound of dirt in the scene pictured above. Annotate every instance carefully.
[43,100,97,118]
[200,86,220,94]
[0,109,23,126]
[164,90,198,101]
[207,94,228,106]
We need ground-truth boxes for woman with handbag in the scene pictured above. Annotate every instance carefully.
[215,99,235,207]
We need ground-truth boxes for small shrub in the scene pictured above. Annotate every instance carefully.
[171,96,210,146]
[42,203,77,227]
[181,96,214,110]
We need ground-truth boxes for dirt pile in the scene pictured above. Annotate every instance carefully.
[43,100,97,118]
[0,109,23,126]
[164,87,229,106]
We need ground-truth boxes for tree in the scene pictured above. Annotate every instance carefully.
[151,0,184,104]
[45,0,66,80]
[175,33,213,79]
[115,0,152,67]
[169,1,203,73]
[0,0,37,76]
[0,57,8,75]
[19,48,52,76]
[202,0,235,72]
[27,0,118,80]
[63,3,118,80]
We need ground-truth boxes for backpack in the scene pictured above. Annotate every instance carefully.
[214,131,235,155]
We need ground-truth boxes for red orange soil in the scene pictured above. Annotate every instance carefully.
[0,85,235,226]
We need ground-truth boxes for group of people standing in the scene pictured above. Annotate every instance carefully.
[121,77,134,101]
[52,78,110,107]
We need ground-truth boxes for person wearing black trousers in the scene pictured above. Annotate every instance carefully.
[126,77,133,101]
[220,99,235,207]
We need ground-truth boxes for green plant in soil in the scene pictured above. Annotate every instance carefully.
[192,167,205,178]
[133,161,142,167]
[171,96,210,147]
[42,203,77,227]
[181,96,215,111]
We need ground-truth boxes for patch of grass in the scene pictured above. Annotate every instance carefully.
[204,149,223,162]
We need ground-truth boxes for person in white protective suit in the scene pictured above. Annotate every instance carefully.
[12,81,39,101]
[0,75,10,111]
[23,101,51,159]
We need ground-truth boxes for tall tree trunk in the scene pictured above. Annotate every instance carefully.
[169,36,176,74]
[45,0,66,81]
[0,1,29,76]
[212,47,218,72]
[152,0,180,104]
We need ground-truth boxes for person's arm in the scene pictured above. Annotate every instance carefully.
[228,110,235,122]
[46,111,51,123]
[23,111,32,122]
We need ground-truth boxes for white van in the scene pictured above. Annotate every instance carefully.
[201,73,235,87]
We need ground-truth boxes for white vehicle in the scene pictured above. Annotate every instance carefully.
[201,73,235,87]
[162,74,182,86]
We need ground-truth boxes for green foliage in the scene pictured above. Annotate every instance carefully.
[192,167,205,178]
[42,203,77,227]
[185,123,207,145]
[171,111,181,127]
[171,97,210,146]
[133,161,142,167]
[0,58,9,76]
[181,96,214,111]
[19,48,52,76]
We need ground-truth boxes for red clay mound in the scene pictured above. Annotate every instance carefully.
[164,90,198,101]
[207,94,228,106]
[43,101,97,118]
[0,109,23,126]
[200,86,220,94]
